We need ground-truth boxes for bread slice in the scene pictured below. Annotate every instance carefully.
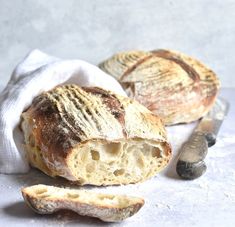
[99,49,220,125]
[21,84,171,186]
[21,184,144,222]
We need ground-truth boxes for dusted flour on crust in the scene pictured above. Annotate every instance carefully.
[99,49,220,125]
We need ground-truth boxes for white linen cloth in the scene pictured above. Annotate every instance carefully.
[0,49,126,174]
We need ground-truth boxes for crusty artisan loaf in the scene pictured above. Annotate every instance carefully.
[22,184,144,222]
[21,84,171,186]
[99,49,220,125]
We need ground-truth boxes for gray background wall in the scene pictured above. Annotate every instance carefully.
[0,0,234,88]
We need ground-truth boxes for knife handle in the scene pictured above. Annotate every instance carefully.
[205,132,216,147]
[176,131,208,180]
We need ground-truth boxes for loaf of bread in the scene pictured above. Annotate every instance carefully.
[99,49,220,125]
[21,184,144,222]
[21,84,171,186]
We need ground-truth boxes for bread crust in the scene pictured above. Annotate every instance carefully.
[21,85,171,185]
[21,184,144,222]
[99,49,220,125]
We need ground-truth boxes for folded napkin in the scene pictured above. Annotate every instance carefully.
[0,50,126,174]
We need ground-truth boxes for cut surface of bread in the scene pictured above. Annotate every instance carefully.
[21,184,144,222]
[99,49,220,125]
[21,85,171,185]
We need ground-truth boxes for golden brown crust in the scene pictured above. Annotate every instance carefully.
[99,49,220,125]
[82,87,127,135]
[21,184,145,222]
[21,84,171,185]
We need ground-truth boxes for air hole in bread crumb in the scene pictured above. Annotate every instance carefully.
[99,195,115,200]
[113,169,125,176]
[67,193,79,199]
[86,163,95,172]
[39,194,50,198]
[152,148,161,158]
[90,150,100,160]
[106,143,121,155]
[137,158,145,168]
[35,188,47,194]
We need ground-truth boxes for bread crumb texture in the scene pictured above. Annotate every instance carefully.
[21,184,144,222]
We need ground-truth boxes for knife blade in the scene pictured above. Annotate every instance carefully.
[176,97,229,180]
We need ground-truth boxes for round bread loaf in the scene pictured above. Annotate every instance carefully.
[21,84,171,186]
[99,49,220,125]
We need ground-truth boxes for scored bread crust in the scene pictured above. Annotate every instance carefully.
[21,184,144,222]
[99,49,220,125]
[21,84,171,186]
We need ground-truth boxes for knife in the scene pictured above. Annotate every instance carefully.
[176,97,229,180]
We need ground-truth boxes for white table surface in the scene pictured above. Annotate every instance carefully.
[0,88,234,227]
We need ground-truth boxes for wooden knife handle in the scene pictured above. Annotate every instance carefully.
[176,132,208,180]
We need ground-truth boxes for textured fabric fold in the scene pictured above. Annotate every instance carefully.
[0,49,126,173]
